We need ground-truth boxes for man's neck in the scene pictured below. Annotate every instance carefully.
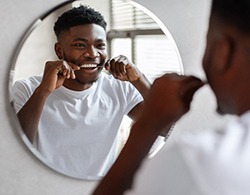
[63,78,94,91]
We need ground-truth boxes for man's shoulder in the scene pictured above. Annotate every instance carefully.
[99,71,131,87]
[101,71,117,82]
[14,75,42,85]
[13,75,42,90]
[102,71,137,85]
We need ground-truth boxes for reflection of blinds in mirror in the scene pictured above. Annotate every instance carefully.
[135,35,182,82]
[110,0,160,30]
[109,0,183,83]
[111,35,182,83]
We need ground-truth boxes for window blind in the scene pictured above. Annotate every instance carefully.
[109,0,183,83]
[110,0,160,30]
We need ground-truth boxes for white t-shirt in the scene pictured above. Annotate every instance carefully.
[126,111,250,195]
[12,72,143,180]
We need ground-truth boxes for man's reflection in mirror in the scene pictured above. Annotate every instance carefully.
[11,5,154,179]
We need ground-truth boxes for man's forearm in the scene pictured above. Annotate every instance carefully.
[17,86,49,143]
[131,73,151,99]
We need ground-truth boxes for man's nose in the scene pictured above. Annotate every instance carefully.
[83,46,100,58]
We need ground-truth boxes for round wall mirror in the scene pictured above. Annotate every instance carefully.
[9,0,183,180]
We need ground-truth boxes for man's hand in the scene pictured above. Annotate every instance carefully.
[105,55,142,82]
[40,60,80,93]
[139,73,205,132]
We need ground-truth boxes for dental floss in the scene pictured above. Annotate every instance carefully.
[63,60,71,70]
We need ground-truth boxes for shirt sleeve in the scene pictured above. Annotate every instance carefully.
[122,82,144,116]
[11,79,34,113]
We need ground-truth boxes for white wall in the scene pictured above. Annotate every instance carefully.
[0,1,233,195]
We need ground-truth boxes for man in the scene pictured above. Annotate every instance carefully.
[12,5,151,179]
[93,0,250,194]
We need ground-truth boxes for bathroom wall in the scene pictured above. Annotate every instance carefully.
[0,1,231,195]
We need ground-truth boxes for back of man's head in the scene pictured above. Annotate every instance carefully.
[54,5,107,38]
[212,0,250,34]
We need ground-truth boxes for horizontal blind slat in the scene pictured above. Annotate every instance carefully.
[111,0,159,30]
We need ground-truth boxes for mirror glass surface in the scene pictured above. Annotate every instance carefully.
[9,0,183,180]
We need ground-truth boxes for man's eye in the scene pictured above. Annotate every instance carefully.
[98,43,106,49]
[74,43,85,47]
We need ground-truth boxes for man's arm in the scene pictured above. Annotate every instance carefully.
[92,74,204,195]
[17,85,51,143]
[130,73,151,100]
[16,61,79,143]
[105,55,151,120]
[128,73,151,121]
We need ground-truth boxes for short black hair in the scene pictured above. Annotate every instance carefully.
[211,0,250,33]
[54,5,107,38]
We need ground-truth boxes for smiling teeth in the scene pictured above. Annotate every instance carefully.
[80,64,97,68]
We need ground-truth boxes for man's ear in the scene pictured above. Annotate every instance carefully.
[54,42,63,60]
[213,34,234,73]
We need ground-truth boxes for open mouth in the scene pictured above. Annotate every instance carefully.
[80,64,98,69]
[77,63,103,74]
